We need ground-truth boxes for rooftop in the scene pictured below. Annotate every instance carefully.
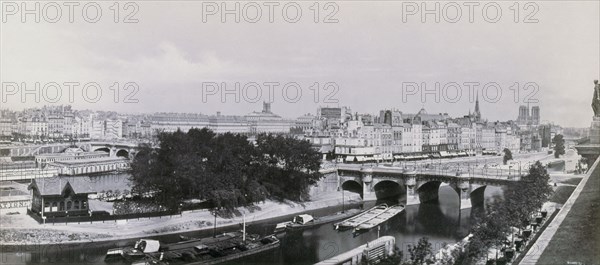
[28,177,97,196]
[51,156,127,165]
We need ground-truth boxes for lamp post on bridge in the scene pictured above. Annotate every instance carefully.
[337,186,345,213]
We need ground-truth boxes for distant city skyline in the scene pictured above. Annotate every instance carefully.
[1,100,550,125]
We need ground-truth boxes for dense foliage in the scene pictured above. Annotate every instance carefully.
[502,148,513,165]
[405,237,434,265]
[455,161,553,263]
[552,134,566,158]
[130,128,323,211]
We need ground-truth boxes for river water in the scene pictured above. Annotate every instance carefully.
[1,173,504,265]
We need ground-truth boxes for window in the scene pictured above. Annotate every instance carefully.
[67,201,72,210]
[74,200,80,210]
[82,201,87,209]
[59,201,65,211]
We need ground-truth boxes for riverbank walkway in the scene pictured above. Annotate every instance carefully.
[520,156,600,264]
[0,191,361,245]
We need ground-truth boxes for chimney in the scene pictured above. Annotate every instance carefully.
[263,102,271,113]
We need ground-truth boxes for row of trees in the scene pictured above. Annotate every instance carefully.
[129,128,323,211]
[503,133,566,164]
[453,161,554,264]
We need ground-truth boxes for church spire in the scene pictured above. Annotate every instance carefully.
[474,91,481,121]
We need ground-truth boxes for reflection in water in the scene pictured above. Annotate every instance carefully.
[2,172,505,265]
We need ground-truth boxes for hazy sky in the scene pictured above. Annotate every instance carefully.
[1,1,599,127]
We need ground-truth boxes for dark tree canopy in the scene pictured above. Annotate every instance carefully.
[459,161,553,261]
[129,128,323,210]
[503,148,513,165]
[406,237,434,265]
[552,134,566,158]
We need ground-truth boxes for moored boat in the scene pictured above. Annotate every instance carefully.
[184,235,280,265]
[274,208,362,235]
[353,205,405,232]
[105,232,240,262]
[334,204,390,231]
[105,214,280,265]
[105,239,161,262]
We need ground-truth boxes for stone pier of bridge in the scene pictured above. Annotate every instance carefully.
[404,172,474,209]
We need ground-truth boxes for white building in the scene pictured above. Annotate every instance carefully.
[411,123,423,153]
[481,126,496,151]
[150,113,210,133]
[104,119,123,139]
[208,113,249,134]
[90,120,105,139]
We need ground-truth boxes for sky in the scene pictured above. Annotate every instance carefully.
[1,1,599,127]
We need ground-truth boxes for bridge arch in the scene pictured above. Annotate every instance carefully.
[341,180,363,197]
[373,180,404,200]
[470,185,487,207]
[417,181,442,203]
[116,149,130,158]
[94,147,111,154]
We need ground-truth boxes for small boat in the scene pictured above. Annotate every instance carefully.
[334,204,389,231]
[106,216,280,264]
[105,233,240,262]
[106,239,162,261]
[353,205,405,232]
[187,235,280,265]
[274,209,361,234]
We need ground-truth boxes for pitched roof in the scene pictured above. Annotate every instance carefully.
[29,177,97,196]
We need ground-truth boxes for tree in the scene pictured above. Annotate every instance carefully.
[469,198,512,260]
[373,247,402,265]
[503,148,513,165]
[406,237,434,265]
[552,134,565,158]
[129,128,323,211]
[521,161,553,212]
[254,134,323,201]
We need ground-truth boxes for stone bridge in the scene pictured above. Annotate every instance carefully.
[337,164,521,210]
[0,141,143,159]
[77,142,140,159]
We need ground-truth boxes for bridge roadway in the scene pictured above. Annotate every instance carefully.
[333,161,524,210]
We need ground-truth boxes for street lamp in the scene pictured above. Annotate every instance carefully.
[212,209,217,238]
[337,186,345,213]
